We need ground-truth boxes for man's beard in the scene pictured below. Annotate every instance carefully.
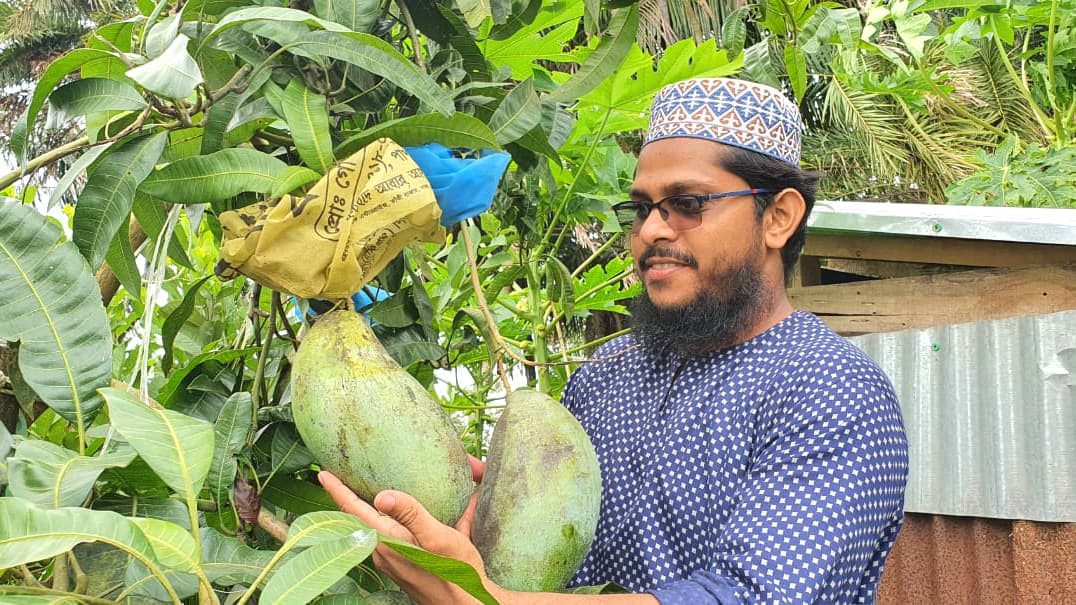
[629,251,766,355]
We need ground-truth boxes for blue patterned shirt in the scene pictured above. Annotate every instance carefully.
[563,311,908,604]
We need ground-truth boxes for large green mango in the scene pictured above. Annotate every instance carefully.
[291,310,472,526]
[472,388,602,592]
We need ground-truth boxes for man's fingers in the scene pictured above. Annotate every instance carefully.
[318,472,415,543]
[468,455,485,484]
[374,490,452,547]
[455,491,479,538]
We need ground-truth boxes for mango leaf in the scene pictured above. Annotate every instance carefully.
[73,131,168,270]
[314,0,379,32]
[281,79,335,174]
[46,143,113,210]
[488,78,542,145]
[272,165,324,198]
[200,6,349,51]
[139,148,288,203]
[270,423,316,476]
[127,34,204,99]
[283,30,454,116]
[381,536,498,605]
[161,275,213,373]
[0,595,82,604]
[102,387,215,500]
[260,530,378,604]
[288,511,369,547]
[784,44,807,102]
[49,78,147,119]
[132,195,194,269]
[129,517,199,574]
[7,442,135,509]
[0,497,172,589]
[201,527,277,586]
[400,0,489,77]
[547,4,639,103]
[336,113,499,158]
[207,392,253,507]
[104,214,143,302]
[261,475,336,515]
[0,201,112,433]
[93,495,190,529]
[10,48,115,161]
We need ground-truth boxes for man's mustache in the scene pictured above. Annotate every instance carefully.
[637,246,698,269]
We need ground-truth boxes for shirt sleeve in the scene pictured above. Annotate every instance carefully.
[648,371,908,605]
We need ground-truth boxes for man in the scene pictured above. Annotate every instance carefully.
[320,77,909,604]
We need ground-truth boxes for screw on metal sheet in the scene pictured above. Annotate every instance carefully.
[931,343,941,352]
[931,223,943,233]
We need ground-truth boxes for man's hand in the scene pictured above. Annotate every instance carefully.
[318,471,497,605]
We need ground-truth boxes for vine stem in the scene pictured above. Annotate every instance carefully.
[460,222,512,394]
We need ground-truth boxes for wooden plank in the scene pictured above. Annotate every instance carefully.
[789,262,1076,335]
[805,234,1076,268]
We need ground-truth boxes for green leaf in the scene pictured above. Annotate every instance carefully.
[127,34,204,99]
[130,517,199,573]
[46,143,114,210]
[288,511,368,547]
[73,131,168,271]
[0,497,173,591]
[49,78,147,118]
[284,30,454,116]
[10,48,115,161]
[488,78,542,145]
[547,5,639,103]
[270,423,315,476]
[207,392,253,507]
[480,2,583,79]
[132,194,194,269]
[201,527,277,586]
[381,537,498,605]
[260,530,377,605]
[315,0,380,32]
[281,79,335,174]
[336,113,499,158]
[0,594,82,604]
[104,214,143,302]
[544,255,575,317]
[784,44,807,102]
[161,275,213,373]
[6,441,136,508]
[102,387,215,499]
[261,475,336,515]
[200,6,350,50]
[139,148,289,203]
[0,201,112,432]
[272,166,324,198]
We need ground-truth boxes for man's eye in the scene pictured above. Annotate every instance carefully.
[667,196,701,214]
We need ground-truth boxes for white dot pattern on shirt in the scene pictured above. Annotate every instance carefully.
[563,312,908,604]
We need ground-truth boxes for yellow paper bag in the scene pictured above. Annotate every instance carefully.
[215,138,443,300]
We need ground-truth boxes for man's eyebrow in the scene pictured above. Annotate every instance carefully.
[629,181,711,199]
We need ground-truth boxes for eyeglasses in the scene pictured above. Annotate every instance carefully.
[611,189,770,232]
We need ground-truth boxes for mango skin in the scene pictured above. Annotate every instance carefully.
[472,388,602,592]
[291,311,471,526]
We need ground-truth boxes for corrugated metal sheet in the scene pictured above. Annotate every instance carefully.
[808,200,1076,245]
[878,513,1076,605]
[848,310,1076,522]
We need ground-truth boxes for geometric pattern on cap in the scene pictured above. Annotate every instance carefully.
[646,77,804,165]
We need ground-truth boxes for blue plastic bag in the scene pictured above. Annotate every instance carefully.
[404,143,511,226]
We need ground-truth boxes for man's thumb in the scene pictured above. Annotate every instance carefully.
[373,491,442,539]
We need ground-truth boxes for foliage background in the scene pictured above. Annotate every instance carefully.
[0,0,1073,602]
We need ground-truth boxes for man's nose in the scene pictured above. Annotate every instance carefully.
[635,206,677,243]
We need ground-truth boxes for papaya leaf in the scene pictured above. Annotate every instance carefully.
[0,201,112,434]
[10,48,115,161]
[281,79,335,174]
[335,113,499,158]
[161,275,213,373]
[479,2,583,79]
[547,5,639,103]
[260,530,377,605]
[206,393,253,507]
[6,441,136,508]
[130,517,200,573]
[127,34,204,99]
[284,30,454,116]
[102,387,215,500]
[73,131,168,271]
[49,78,147,118]
[0,497,174,593]
[104,214,143,302]
[139,148,288,203]
[488,77,542,145]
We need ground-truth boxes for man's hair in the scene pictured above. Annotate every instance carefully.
[717,146,821,283]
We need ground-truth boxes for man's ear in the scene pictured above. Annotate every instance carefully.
[762,188,806,250]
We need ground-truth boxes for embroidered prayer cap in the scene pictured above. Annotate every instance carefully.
[645,77,804,165]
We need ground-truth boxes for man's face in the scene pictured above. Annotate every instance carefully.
[629,138,765,309]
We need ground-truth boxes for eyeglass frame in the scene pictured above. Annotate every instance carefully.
[611,189,771,232]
